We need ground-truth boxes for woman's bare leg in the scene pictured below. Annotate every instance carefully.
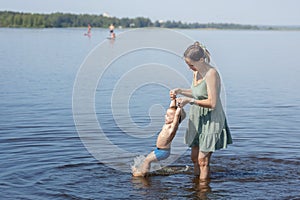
[198,151,212,180]
[191,146,200,176]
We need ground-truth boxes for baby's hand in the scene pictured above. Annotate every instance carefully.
[169,89,178,99]
[170,94,176,100]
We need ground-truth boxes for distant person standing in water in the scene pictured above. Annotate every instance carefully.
[84,23,92,37]
[87,23,91,34]
[109,24,115,39]
[170,41,232,180]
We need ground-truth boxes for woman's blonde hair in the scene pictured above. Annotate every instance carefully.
[184,41,211,63]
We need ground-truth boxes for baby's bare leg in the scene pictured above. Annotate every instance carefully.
[140,151,157,174]
[133,151,157,176]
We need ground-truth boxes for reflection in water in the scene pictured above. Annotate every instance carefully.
[131,176,151,188]
[131,173,213,199]
[193,177,212,199]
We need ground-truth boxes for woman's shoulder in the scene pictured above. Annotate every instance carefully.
[208,67,217,74]
[205,68,221,86]
[206,67,219,79]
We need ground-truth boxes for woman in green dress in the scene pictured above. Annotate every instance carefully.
[170,42,232,180]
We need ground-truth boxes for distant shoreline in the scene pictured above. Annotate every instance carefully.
[1,11,299,31]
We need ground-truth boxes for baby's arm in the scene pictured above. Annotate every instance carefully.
[169,107,182,134]
[163,107,182,145]
[169,99,176,107]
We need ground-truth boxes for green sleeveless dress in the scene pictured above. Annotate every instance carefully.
[184,78,232,152]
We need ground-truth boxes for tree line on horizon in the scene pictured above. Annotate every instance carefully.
[0,11,269,30]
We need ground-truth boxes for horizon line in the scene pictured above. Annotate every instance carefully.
[1,10,299,27]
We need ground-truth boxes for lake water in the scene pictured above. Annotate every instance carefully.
[0,28,299,199]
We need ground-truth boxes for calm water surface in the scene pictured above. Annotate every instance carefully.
[0,28,299,199]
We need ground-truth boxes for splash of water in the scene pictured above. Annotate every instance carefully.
[131,155,146,174]
[131,155,163,174]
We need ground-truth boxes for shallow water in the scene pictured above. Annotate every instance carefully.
[0,28,299,199]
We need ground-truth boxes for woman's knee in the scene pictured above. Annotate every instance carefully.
[198,152,212,167]
[198,157,209,167]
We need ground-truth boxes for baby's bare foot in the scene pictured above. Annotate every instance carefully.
[132,167,145,176]
[132,171,145,177]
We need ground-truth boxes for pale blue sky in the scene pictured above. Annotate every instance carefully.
[1,0,299,25]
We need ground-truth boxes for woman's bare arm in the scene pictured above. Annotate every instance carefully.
[170,88,193,98]
[178,69,220,109]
